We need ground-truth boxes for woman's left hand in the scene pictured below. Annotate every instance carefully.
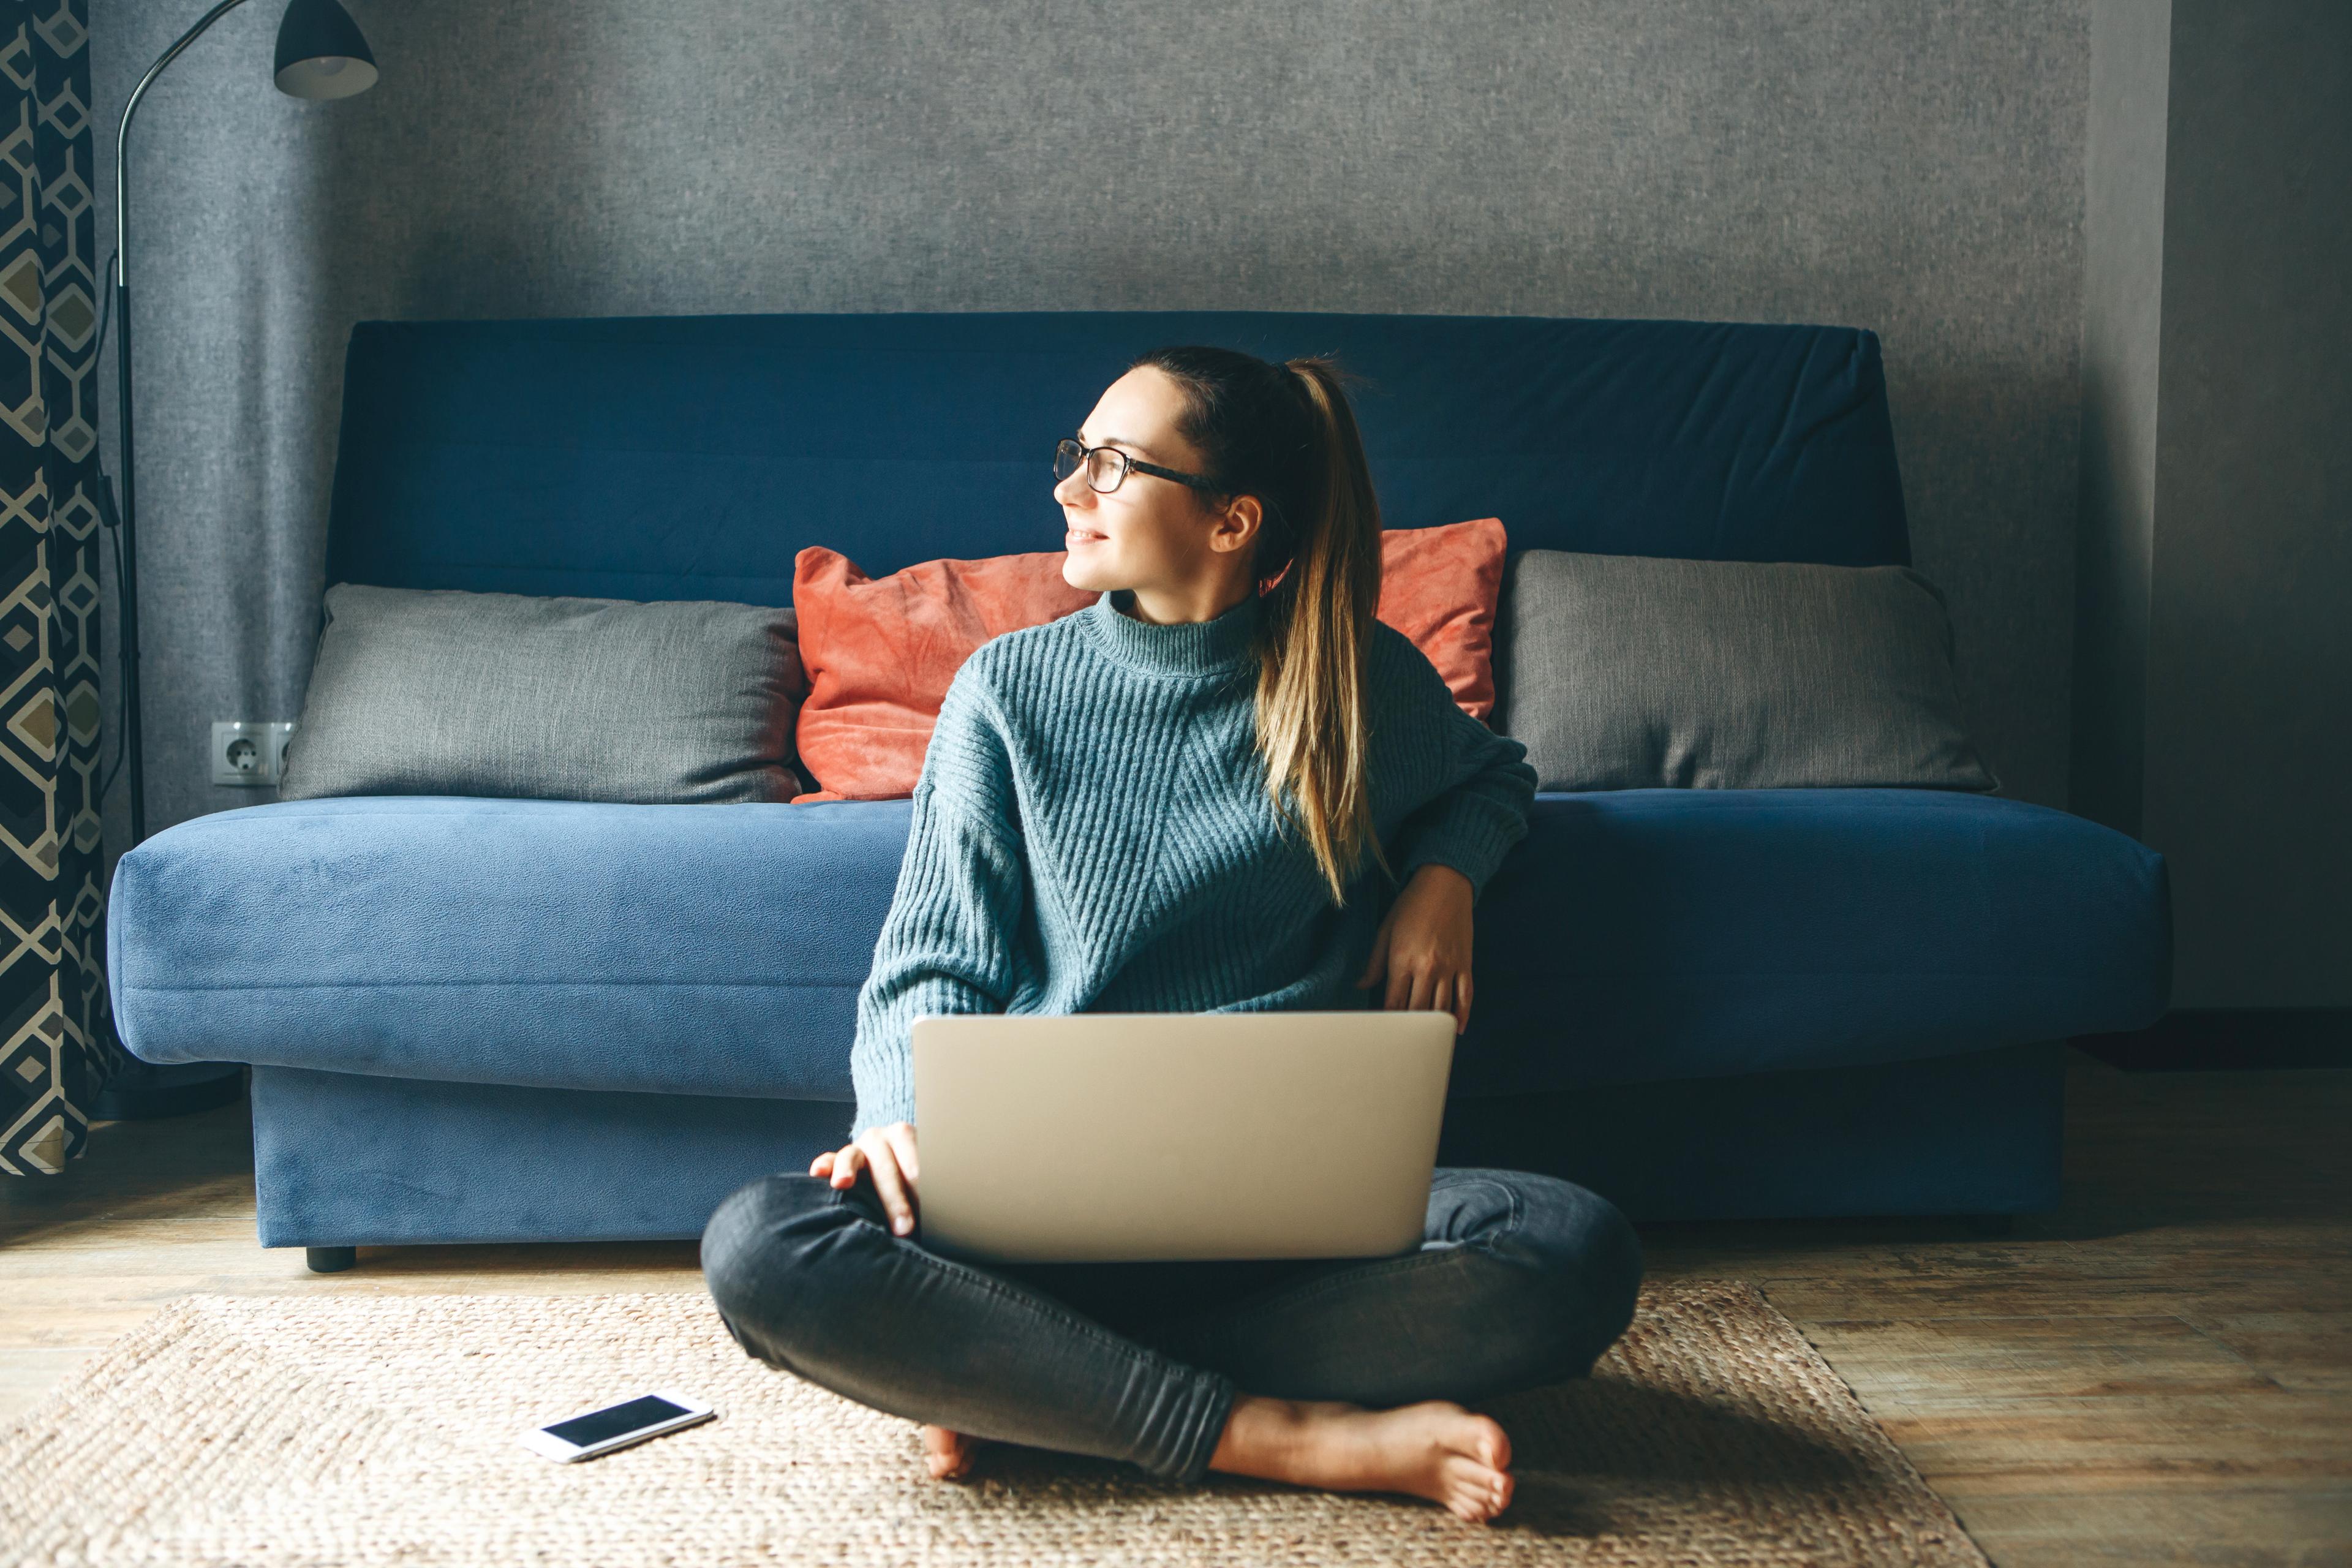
[1355,863,1477,1034]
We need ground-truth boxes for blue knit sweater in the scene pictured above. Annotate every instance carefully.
[846,586,1539,1139]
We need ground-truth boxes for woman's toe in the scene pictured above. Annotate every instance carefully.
[1472,1415,1511,1471]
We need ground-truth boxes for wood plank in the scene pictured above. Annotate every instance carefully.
[1945,1490,2352,1568]
[1798,1313,2290,1408]
[2177,1310,2352,1395]
[1881,1406,2352,1489]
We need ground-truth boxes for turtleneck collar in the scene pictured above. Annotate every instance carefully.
[1082,587,1264,679]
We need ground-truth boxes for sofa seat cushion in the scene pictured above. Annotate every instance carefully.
[1463,788,2168,1094]
[110,797,900,1102]
[108,790,2167,1102]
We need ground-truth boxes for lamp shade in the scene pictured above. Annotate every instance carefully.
[274,0,377,99]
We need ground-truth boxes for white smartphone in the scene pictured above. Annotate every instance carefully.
[517,1390,715,1462]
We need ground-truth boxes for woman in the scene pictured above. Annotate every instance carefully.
[701,345,1642,1525]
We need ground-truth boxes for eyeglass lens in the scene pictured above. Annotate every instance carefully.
[1054,439,1127,493]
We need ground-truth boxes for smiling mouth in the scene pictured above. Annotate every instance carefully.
[1067,529,1105,542]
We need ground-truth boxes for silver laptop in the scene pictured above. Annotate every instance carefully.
[909,1009,1457,1264]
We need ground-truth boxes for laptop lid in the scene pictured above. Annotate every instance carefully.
[910,1010,1457,1265]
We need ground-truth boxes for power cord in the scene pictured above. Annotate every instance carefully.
[89,249,130,806]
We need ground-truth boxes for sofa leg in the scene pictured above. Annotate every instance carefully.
[306,1246,358,1273]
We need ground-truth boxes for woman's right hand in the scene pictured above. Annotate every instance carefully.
[810,1121,921,1237]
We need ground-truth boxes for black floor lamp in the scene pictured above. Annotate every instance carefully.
[89,0,379,1122]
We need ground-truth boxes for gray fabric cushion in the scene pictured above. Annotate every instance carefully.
[1496,550,1999,792]
[277,584,807,804]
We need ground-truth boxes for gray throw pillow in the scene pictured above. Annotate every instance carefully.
[277,584,807,804]
[1496,549,1999,792]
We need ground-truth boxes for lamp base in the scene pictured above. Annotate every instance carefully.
[91,1059,247,1121]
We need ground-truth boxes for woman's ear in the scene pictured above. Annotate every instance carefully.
[1209,493,1265,556]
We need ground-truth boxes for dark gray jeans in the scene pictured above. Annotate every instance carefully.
[701,1164,1643,1487]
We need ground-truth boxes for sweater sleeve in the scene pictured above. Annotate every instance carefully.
[1387,641,1539,907]
[845,674,1029,1140]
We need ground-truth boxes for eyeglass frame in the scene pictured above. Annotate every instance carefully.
[1055,436,1224,496]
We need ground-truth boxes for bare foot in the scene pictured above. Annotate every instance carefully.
[920,1422,981,1480]
[1208,1394,1514,1523]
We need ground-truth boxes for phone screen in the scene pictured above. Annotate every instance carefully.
[543,1395,690,1447]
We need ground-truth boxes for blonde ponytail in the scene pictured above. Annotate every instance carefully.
[1127,345,1393,906]
[1253,359,1390,905]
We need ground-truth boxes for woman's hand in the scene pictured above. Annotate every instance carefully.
[810,1121,922,1236]
[1355,862,1477,1034]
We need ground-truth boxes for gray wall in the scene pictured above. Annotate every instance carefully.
[2071,0,2168,839]
[2073,0,2351,1007]
[93,2,2092,876]
[2145,1,2351,1005]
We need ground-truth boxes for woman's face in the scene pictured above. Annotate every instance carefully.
[1056,366,1257,599]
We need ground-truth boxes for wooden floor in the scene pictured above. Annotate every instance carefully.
[5,1050,2347,1566]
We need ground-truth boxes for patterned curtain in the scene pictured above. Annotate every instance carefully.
[0,0,118,1177]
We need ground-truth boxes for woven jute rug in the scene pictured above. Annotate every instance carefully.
[0,1281,1985,1567]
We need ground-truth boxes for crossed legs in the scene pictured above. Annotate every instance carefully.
[701,1164,1642,1520]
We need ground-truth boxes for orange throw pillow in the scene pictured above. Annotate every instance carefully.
[1376,516,1505,723]
[790,518,1507,802]
[788,546,1097,802]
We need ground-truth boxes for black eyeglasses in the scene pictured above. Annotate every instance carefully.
[1055,437,1221,496]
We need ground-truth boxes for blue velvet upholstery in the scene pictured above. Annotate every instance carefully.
[114,789,2167,1102]
[324,311,1912,606]
[107,308,2171,1242]
[250,1043,2065,1246]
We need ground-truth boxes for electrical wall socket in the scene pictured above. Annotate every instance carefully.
[211,720,297,787]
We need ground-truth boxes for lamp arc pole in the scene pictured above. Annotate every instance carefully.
[104,0,376,848]
[108,0,252,850]
[92,0,375,1118]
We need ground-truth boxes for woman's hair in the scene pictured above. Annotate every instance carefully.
[1127,344,1392,907]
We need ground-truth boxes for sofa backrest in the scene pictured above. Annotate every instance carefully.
[324,310,1909,606]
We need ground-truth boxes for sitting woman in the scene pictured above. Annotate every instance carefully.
[701,344,1642,1525]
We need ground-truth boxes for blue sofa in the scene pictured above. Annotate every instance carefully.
[106,311,2171,1266]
